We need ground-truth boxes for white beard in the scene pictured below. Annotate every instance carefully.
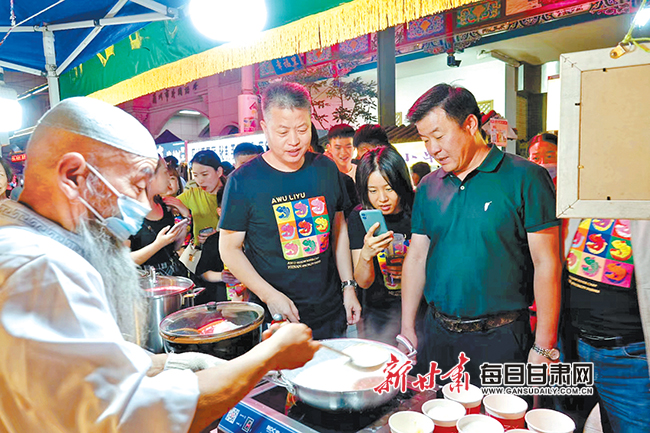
[77,218,146,345]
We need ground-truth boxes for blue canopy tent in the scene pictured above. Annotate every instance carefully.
[0,0,186,106]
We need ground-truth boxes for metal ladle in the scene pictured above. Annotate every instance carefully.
[268,314,389,369]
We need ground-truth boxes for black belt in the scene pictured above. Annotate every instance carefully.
[579,333,643,349]
[432,307,527,333]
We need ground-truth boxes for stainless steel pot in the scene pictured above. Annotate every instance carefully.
[266,337,417,412]
[159,301,265,360]
[139,272,205,353]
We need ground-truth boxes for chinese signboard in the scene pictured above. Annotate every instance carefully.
[187,133,267,165]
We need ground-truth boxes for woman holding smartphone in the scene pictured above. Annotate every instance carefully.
[176,150,226,245]
[348,146,415,345]
[128,158,192,276]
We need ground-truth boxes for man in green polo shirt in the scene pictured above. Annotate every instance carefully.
[400,84,562,384]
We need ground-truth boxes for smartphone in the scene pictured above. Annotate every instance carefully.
[359,209,389,236]
[199,227,216,236]
[171,217,189,231]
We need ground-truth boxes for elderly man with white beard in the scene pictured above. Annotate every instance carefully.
[0,97,319,433]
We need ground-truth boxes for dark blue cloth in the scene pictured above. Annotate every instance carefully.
[0,1,183,73]
[578,339,650,433]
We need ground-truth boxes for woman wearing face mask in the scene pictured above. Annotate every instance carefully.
[171,150,226,247]
[127,158,191,276]
[0,160,12,200]
[348,146,415,345]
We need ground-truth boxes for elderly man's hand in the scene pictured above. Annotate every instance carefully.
[164,352,227,372]
[262,323,320,371]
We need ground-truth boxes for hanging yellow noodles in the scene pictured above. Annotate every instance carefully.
[90,0,482,105]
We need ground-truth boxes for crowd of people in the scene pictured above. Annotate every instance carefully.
[0,80,647,433]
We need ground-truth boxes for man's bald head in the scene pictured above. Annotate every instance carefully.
[35,97,157,158]
[26,97,157,171]
[22,97,158,232]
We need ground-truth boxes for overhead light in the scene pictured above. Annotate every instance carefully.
[178,110,203,116]
[189,0,267,42]
[0,86,22,132]
[634,6,650,26]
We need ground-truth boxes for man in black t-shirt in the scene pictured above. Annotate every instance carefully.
[564,218,649,432]
[219,82,361,339]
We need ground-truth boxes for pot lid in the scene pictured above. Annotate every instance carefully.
[159,301,265,343]
[140,275,194,297]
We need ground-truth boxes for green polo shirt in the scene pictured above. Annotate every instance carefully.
[412,144,559,318]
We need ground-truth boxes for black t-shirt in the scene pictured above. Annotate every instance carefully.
[340,172,359,219]
[219,152,351,330]
[130,205,178,272]
[348,206,411,310]
[565,218,643,340]
[195,232,227,303]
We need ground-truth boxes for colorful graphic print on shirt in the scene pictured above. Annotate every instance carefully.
[567,219,634,288]
[273,196,330,260]
[376,237,410,295]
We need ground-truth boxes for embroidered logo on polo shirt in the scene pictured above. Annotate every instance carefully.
[484,201,492,211]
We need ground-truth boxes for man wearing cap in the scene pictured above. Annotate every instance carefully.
[0,97,319,433]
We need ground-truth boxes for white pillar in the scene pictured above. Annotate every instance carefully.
[241,65,254,94]
[0,67,8,145]
[238,65,258,134]
[43,30,60,106]
[504,64,518,154]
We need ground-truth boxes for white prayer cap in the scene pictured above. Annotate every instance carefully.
[37,97,158,159]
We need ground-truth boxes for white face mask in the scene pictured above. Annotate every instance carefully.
[78,163,151,242]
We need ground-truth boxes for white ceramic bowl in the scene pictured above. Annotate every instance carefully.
[483,394,528,419]
[456,414,504,433]
[389,410,435,433]
[422,398,466,427]
[525,409,576,433]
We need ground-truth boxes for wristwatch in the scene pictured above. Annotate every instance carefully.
[341,279,358,291]
[532,344,560,361]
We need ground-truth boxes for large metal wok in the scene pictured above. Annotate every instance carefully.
[266,337,416,412]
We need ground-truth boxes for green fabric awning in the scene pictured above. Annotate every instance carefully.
[61,0,481,105]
